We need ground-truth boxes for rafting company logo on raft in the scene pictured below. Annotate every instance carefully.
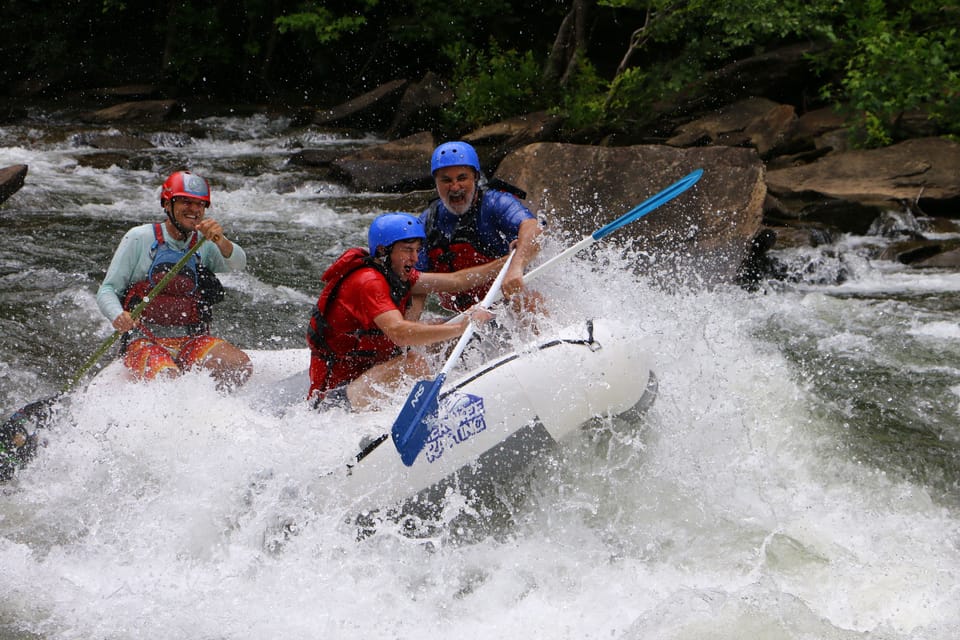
[424,393,487,463]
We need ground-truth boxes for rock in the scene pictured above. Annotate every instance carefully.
[764,224,836,249]
[464,111,565,169]
[666,97,800,159]
[313,80,408,130]
[0,164,28,205]
[77,153,129,170]
[789,107,847,150]
[287,148,344,168]
[666,97,795,153]
[765,138,960,220]
[330,131,436,193]
[495,143,766,286]
[914,246,960,269]
[919,217,960,234]
[879,239,959,265]
[387,73,454,139]
[81,99,181,124]
[745,103,797,157]
[736,229,788,291]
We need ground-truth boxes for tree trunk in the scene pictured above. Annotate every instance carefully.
[543,0,591,89]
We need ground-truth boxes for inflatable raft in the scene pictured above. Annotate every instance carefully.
[333,318,657,512]
[1,319,656,514]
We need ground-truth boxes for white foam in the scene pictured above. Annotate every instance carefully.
[2,115,958,639]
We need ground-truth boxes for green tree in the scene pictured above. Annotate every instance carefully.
[819,0,960,146]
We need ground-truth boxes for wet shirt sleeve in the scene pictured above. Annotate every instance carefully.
[95,225,154,322]
[335,269,403,329]
[478,190,536,255]
[200,240,246,273]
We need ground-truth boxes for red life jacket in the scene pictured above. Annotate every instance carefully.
[422,198,497,312]
[307,248,414,395]
[121,223,222,332]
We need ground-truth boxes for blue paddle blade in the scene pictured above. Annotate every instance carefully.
[592,168,703,241]
[391,373,446,466]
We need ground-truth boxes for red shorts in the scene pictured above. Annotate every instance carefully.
[123,335,226,381]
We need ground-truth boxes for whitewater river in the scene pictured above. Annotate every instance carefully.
[0,112,957,639]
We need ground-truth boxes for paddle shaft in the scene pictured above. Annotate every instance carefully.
[440,249,516,378]
[523,169,703,286]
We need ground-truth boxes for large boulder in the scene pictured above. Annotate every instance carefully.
[495,144,766,287]
[0,164,28,205]
[765,137,960,229]
[330,131,436,193]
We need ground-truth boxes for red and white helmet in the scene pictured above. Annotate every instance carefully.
[161,171,210,207]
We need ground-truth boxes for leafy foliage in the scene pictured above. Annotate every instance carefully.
[274,0,378,43]
[0,0,956,148]
[442,41,549,130]
[818,2,960,146]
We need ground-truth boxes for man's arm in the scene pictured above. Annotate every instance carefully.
[412,255,509,295]
[95,228,147,324]
[196,218,246,270]
[404,292,427,322]
[373,308,469,347]
[514,218,542,269]
[502,217,542,297]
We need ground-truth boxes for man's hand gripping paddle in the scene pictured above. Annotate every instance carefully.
[391,250,517,466]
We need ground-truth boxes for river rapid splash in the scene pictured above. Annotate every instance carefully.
[0,112,958,639]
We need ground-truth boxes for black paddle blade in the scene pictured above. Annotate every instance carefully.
[0,396,56,481]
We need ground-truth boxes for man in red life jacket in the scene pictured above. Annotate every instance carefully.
[307,212,502,411]
[417,141,544,313]
[96,170,252,389]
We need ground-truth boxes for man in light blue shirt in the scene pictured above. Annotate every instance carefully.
[96,171,251,389]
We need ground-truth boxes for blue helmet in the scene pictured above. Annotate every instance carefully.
[430,141,481,175]
[368,212,426,257]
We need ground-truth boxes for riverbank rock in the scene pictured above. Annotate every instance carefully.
[313,80,408,131]
[0,165,28,206]
[495,144,765,287]
[386,73,453,139]
[81,99,181,124]
[330,131,436,192]
[765,137,960,236]
[665,97,797,159]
